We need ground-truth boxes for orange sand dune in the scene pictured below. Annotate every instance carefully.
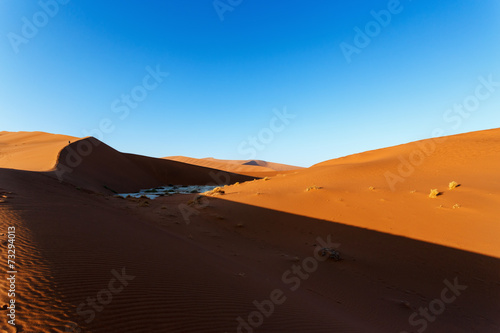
[51,137,256,193]
[1,165,499,332]
[164,156,302,177]
[220,128,500,258]
[0,128,498,332]
[0,131,77,171]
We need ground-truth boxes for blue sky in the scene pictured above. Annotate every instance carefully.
[1,0,499,167]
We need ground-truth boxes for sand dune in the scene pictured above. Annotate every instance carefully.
[51,138,257,193]
[220,128,500,258]
[0,131,77,171]
[0,132,256,193]
[0,128,499,332]
[164,156,302,177]
[1,165,498,332]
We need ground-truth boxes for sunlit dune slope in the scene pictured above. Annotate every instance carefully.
[0,131,78,171]
[219,128,500,258]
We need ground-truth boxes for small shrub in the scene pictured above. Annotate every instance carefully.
[306,185,321,192]
[138,200,150,207]
[429,189,440,198]
[453,203,461,209]
[449,181,459,190]
[204,187,225,196]
[263,177,270,181]
[368,186,375,191]
[319,247,341,261]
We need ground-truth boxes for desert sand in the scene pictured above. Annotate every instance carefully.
[0,129,499,332]
[0,131,78,172]
[164,156,302,178]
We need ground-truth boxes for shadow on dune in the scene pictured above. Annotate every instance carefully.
[2,167,499,332]
[48,137,256,194]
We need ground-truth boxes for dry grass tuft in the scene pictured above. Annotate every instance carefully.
[453,203,461,209]
[449,181,459,190]
[138,200,150,207]
[306,185,322,192]
[429,189,440,198]
[204,187,225,196]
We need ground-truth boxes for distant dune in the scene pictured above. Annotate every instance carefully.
[164,156,302,177]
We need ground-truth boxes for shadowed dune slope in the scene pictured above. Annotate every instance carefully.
[0,131,78,171]
[1,167,498,332]
[0,128,498,331]
[51,137,255,193]
[220,128,500,258]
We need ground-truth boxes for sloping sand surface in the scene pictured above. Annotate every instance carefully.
[1,167,499,332]
[51,137,257,193]
[0,132,258,194]
[0,128,498,332]
[220,128,500,258]
[0,131,77,171]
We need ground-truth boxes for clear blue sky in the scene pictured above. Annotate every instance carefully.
[1,0,499,167]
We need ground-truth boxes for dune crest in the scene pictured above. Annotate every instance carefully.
[52,137,255,193]
[220,128,500,258]
[0,131,78,171]
[164,156,302,177]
